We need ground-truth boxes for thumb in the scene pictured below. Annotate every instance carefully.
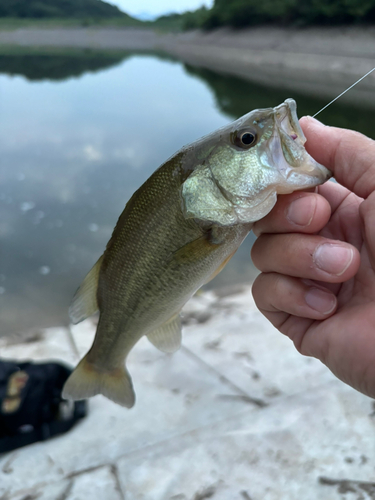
[300,116,375,200]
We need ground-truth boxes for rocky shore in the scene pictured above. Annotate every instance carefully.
[0,26,374,104]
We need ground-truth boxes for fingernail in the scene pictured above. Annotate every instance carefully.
[286,196,316,226]
[313,244,353,276]
[305,288,336,314]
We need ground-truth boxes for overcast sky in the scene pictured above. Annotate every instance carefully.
[109,0,214,19]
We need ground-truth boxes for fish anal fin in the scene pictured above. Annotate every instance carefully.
[147,314,182,353]
[62,354,135,408]
[69,255,104,324]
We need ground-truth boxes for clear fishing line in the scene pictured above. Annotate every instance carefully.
[313,67,375,118]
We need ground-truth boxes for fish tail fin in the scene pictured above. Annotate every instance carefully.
[62,354,135,408]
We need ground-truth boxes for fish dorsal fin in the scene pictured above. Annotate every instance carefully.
[147,314,182,353]
[69,255,104,324]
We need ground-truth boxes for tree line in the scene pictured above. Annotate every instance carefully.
[2,0,374,28]
[160,0,375,30]
[0,0,124,18]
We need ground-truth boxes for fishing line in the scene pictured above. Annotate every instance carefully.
[313,67,375,118]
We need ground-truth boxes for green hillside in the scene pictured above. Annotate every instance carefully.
[203,0,375,28]
[0,0,125,19]
[155,0,375,30]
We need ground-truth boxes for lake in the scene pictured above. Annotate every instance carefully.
[1,49,374,337]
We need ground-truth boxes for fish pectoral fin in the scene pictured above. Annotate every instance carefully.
[62,354,135,408]
[172,231,220,266]
[69,255,103,324]
[204,249,237,284]
[147,314,182,353]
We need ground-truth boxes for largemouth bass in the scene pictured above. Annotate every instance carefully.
[62,99,330,408]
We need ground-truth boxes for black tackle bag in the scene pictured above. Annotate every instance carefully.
[0,359,87,454]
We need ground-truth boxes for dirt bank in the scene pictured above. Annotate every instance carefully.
[0,25,374,104]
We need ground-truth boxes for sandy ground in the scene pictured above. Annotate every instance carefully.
[1,285,374,500]
[0,26,374,104]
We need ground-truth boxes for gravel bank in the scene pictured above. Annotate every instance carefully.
[0,26,374,104]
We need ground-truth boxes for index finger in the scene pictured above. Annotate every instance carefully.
[300,116,375,199]
[252,191,331,236]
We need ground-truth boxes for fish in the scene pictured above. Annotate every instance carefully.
[62,98,331,408]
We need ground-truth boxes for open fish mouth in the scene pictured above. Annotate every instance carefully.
[269,98,332,187]
[274,98,306,147]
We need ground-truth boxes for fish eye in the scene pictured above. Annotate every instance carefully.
[233,129,257,149]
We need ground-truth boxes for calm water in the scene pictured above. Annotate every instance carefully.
[1,50,374,336]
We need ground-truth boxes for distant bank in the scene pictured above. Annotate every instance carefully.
[0,26,374,105]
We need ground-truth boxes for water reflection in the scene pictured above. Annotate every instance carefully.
[0,50,130,81]
[1,50,373,337]
[184,64,375,138]
[0,52,230,336]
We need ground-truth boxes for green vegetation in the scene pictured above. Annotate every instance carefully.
[154,0,375,30]
[0,0,124,19]
[152,7,210,32]
[0,0,144,28]
[204,0,375,28]
[1,0,373,31]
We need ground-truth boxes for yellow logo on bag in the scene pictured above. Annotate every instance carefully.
[2,371,29,414]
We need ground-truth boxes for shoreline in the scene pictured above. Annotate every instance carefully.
[0,26,374,105]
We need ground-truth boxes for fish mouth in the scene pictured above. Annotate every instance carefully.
[271,99,332,189]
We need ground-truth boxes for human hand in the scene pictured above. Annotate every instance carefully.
[251,116,375,398]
